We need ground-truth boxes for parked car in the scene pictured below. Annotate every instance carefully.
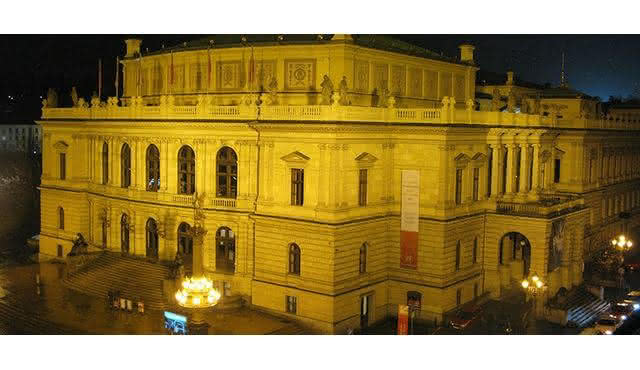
[622,290,640,310]
[594,314,622,335]
[450,305,482,330]
[610,302,633,321]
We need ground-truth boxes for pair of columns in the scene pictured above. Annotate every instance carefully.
[490,143,549,198]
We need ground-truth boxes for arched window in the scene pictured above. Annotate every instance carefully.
[121,214,130,254]
[289,243,300,275]
[121,143,131,188]
[146,144,160,192]
[177,222,193,255]
[146,218,159,258]
[58,207,64,230]
[102,142,109,185]
[455,240,461,271]
[216,147,238,198]
[178,146,195,194]
[359,243,367,274]
[216,227,236,272]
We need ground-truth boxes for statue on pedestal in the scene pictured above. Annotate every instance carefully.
[47,88,58,108]
[69,233,89,256]
[320,75,334,105]
[338,76,349,105]
[507,91,516,113]
[490,88,501,111]
[71,87,79,107]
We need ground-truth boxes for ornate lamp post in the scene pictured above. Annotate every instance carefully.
[611,235,632,295]
[174,193,221,334]
[521,272,546,327]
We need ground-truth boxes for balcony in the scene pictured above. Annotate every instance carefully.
[496,195,585,218]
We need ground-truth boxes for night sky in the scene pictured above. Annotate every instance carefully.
[2,34,639,121]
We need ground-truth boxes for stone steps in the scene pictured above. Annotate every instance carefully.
[63,253,171,311]
[566,287,611,327]
[0,295,80,334]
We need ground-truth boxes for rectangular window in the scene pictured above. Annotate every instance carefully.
[291,169,304,206]
[554,158,561,183]
[472,168,479,201]
[487,149,493,197]
[358,169,368,206]
[57,245,63,258]
[455,169,463,205]
[472,237,478,264]
[456,288,462,306]
[474,283,478,300]
[286,296,297,314]
[59,153,66,180]
[455,241,461,271]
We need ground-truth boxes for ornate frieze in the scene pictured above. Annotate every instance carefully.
[285,59,316,90]
[354,60,369,93]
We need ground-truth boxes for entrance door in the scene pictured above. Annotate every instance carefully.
[216,227,235,273]
[360,294,373,329]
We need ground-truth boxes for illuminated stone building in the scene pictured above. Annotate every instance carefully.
[38,34,640,333]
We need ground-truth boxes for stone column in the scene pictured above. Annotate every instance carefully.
[519,143,530,195]
[504,143,516,196]
[136,139,146,191]
[531,144,541,194]
[167,140,177,194]
[161,140,169,192]
[490,144,501,198]
[317,144,328,208]
[195,141,205,196]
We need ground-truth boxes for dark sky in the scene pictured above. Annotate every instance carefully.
[2,34,639,121]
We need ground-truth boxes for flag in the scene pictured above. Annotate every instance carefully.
[248,47,255,90]
[98,59,102,98]
[115,56,119,99]
[169,51,174,92]
[137,54,142,96]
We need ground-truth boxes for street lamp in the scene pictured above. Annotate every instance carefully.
[521,272,546,330]
[611,235,633,252]
[174,193,221,334]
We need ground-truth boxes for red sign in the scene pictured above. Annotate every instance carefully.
[401,231,418,269]
[397,305,409,335]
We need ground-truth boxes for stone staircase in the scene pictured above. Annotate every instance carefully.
[564,287,611,328]
[63,252,171,311]
[0,294,81,334]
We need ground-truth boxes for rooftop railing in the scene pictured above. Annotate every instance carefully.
[40,95,640,130]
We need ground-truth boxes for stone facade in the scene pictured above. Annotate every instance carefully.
[37,35,640,333]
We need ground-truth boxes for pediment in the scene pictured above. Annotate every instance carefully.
[554,147,565,157]
[454,153,471,162]
[355,152,378,163]
[281,151,311,163]
[53,141,69,151]
[471,152,486,161]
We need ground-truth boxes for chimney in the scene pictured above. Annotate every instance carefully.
[458,44,475,64]
[124,38,142,58]
[506,71,514,85]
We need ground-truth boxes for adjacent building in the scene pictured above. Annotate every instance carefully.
[37,34,640,333]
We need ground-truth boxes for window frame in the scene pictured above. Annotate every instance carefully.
[58,207,64,230]
[59,152,66,180]
[289,243,301,275]
[472,167,479,201]
[121,143,131,188]
[146,144,161,192]
[291,168,304,206]
[102,141,109,185]
[286,295,297,314]
[359,243,367,274]
[455,168,463,205]
[177,145,196,195]
[358,168,368,207]
[455,240,461,271]
[216,147,238,199]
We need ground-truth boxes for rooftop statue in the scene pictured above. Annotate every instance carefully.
[71,87,79,107]
[507,91,516,113]
[47,88,58,108]
[490,88,501,111]
[338,76,349,105]
[68,233,89,256]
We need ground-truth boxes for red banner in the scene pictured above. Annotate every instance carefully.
[401,231,418,269]
[397,305,409,335]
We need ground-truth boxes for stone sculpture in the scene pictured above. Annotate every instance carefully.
[320,75,334,105]
[71,87,79,107]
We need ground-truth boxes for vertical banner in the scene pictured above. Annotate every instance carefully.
[401,170,420,269]
[397,304,409,335]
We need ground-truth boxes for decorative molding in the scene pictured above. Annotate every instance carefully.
[280,151,311,163]
[355,152,378,163]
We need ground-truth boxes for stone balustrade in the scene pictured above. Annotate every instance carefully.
[41,95,640,130]
[496,196,585,218]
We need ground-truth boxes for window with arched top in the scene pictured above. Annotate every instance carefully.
[146,218,159,258]
[146,144,160,192]
[289,243,301,275]
[102,142,109,185]
[58,207,64,230]
[121,213,130,254]
[216,147,238,198]
[178,146,195,194]
[359,243,367,274]
[121,143,131,188]
[177,222,193,255]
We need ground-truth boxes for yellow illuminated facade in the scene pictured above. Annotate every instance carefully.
[38,34,640,333]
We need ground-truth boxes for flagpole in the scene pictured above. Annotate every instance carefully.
[137,54,141,97]
[115,56,119,100]
[98,58,102,98]
[207,42,211,95]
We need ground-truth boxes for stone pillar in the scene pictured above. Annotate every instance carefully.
[490,144,501,198]
[317,144,328,208]
[504,143,516,196]
[161,140,169,192]
[519,143,530,195]
[167,140,176,194]
[136,140,146,191]
[195,141,205,196]
[531,144,540,194]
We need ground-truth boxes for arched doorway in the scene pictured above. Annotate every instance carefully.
[499,232,532,278]
[215,227,235,273]
[178,222,193,272]
[146,218,159,259]
[121,214,130,254]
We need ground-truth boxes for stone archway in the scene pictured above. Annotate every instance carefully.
[499,232,532,279]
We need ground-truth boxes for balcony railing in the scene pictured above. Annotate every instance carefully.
[496,196,585,218]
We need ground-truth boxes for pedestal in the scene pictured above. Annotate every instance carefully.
[189,309,210,335]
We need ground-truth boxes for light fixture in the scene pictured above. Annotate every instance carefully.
[175,276,221,309]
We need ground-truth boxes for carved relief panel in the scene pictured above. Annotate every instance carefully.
[190,62,203,92]
[174,64,185,92]
[217,61,242,90]
[374,63,389,92]
[408,67,422,98]
[256,60,276,90]
[424,70,437,99]
[354,60,369,93]
[439,71,452,99]
[391,65,406,96]
[454,74,466,101]
[285,59,316,90]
